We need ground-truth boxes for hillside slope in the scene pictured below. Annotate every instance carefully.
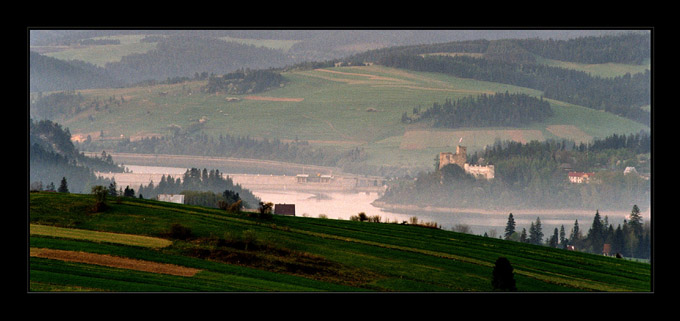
[54,64,649,176]
[28,192,651,292]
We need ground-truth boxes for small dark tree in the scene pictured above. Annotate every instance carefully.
[504,213,516,240]
[491,257,517,291]
[123,186,135,197]
[258,202,273,219]
[58,177,69,193]
[549,228,559,248]
[91,185,108,212]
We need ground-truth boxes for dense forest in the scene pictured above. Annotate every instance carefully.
[349,33,650,125]
[203,69,286,95]
[29,119,119,193]
[378,132,651,211]
[403,92,553,128]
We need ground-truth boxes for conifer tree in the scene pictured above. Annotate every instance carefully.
[529,217,544,245]
[549,228,559,247]
[588,210,605,254]
[504,213,516,240]
[570,220,582,247]
[628,205,643,237]
[58,177,69,193]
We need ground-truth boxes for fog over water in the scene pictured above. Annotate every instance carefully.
[113,165,647,237]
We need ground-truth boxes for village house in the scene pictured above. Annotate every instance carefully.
[274,204,295,216]
[623,166,638,176]
[296,173,333,183]
[567,172,595,184]
[157,194,185,204]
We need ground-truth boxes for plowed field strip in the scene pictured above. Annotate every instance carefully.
[30,248,201,277]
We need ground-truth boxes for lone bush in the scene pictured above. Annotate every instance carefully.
[491,257,517,291]
[90,185,108,212]
[168,223,193,240]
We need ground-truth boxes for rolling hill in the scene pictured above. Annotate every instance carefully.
[28,192,651,292]
[40,63,649,176]
[29,31,650,177]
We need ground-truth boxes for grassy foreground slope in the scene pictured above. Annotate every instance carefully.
[28,192,651,292]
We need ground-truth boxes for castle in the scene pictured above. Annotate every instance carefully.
[439,146,495,180]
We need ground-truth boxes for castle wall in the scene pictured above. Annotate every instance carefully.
[464,164,495,180]
[439,145,494,179]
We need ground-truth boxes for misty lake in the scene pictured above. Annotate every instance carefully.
[114,165,646,237]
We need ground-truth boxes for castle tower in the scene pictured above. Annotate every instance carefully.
[456,145,467,164]
[439,145,467,170]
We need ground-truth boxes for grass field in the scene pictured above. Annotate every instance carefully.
[57,64,649,172]
[28,192,651,292]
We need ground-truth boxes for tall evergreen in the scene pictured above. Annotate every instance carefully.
[549,228,559,248]
[587,210,605,254]
[570,220,582,247]
[504,213,516,240]
[528,217,544,245]
[628,204,643,237]
[58,177,69,193]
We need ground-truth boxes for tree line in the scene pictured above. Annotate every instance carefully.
[132,168,261,209]
[79,132,367,170]
[502,205,650,259]
[203,68,286,95]
[350,33,649,66]
[402,92,553,128]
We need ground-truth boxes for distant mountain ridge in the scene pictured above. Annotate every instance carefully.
[29,30,638,92]
[29,51,122,92]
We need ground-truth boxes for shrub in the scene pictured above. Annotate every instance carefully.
[491,257,517,291]
[90,185,108,212]
[168,223,193,240]
[228,200,242,213]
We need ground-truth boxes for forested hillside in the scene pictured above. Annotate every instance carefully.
[29,119,119,193]
[403,92,553,128]
[349,32,650,125]
[29,52,122,92]
[378,132,651,211]
[104,35,295,85]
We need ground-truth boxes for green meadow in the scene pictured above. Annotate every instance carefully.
[28,192,651,292]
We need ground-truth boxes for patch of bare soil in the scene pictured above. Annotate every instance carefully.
[30,248,201,277]
[243,96,304,102]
